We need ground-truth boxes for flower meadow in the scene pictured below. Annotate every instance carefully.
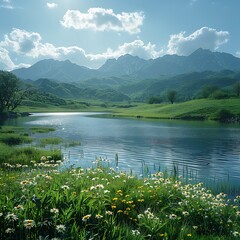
[0,157,240,240]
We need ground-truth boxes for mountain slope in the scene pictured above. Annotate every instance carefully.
[12,59,99,82]
[136,49,240,78]
[99,54,148,76]
[12,49,240,82]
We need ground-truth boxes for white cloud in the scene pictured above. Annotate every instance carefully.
[0,47,15,70]
[0,0,14,9]
[89,40,163,61]
[46,2,58,9]
[1,28,42,54]
[167,27,229,55]
[60,8,144,34]
[0,28,161,70]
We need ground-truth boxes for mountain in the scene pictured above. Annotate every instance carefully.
[98,54,148,76]
[136,49,240,78]
[12,49,240,82]
[119,70,240,100]
[12,59,99,82]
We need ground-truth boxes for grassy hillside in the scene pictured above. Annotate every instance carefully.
[112,98,240,121]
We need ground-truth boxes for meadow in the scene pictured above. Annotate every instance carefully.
[17,98,240,122]
[0,126,240,239]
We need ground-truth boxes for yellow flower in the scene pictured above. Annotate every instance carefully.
[111,205,117,209]
[187,233,192,237]
[113,197,118,201]
[82,214,91,222]
[117,210,123,213]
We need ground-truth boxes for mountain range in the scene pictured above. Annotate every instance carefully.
[12,48,240,82]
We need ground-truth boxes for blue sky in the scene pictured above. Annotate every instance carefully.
[0,0,239,70]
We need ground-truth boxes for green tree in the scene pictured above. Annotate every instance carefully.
[197,85,219,99]
[0,71,25,113]
[233,81,240,97]
[167,90,177,104]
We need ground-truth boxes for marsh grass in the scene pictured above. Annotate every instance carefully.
[30,127,55,133]
[65,140,81,147]
[39,137,63,147]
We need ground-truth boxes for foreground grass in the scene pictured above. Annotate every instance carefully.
[0,158,239,240]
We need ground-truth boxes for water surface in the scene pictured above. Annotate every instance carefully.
[14,112,240,186]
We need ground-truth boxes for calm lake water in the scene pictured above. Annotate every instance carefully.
[10,112,240,187]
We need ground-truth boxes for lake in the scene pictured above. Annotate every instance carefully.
[10,112,240,187]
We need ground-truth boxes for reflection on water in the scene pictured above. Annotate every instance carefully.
[14,112,240,186]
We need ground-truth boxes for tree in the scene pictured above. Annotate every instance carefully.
[197,85,219,99]
[167,90,177,104]
[233,81,240,97]
[0,71,25,113]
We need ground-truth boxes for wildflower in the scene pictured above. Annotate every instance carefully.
[193,226,198,230]
[20,180,31,185]
[0,212,3,217]
[233,231,240,237]
[169,214,177,220]
[82,214,91,222]
[95,214,103,219]
[5,228,15,234]
[14,205,24,211]
[132,229,140,235]
[117,210,123,213]
[187,233,192,237]
[56,224,66,233]
[23,219,36,229]
[111,205,117,209]
[182,211,189,216]
[50,208,59,214]
[113,197,118,201]
[236,211,240,216]
[5,213,18,221]
[61,185,70,190]
[105,211,113,215]
[97,184,104,189]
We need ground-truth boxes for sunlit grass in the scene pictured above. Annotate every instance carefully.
[112,98,240,120]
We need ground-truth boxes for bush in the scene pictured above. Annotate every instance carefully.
[213,109,235,122]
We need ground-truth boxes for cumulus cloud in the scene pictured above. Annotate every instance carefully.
[0,28,161,70]
[167,27,229,55]
[46,2,58,9]
[1,28,42,54]
[60,8,144,34]
[89,40,162,61]
[0,0,16,9]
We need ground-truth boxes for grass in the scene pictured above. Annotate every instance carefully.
[112,98,240,120]
[0,158,239,240]
[30,127,55,133]
[39,137,63,147]
[0,126,61,166]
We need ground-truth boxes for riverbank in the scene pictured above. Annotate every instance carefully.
[15,98,240,123]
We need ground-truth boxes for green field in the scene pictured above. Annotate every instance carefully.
[17,98,240,123]
[111,98,240,121]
